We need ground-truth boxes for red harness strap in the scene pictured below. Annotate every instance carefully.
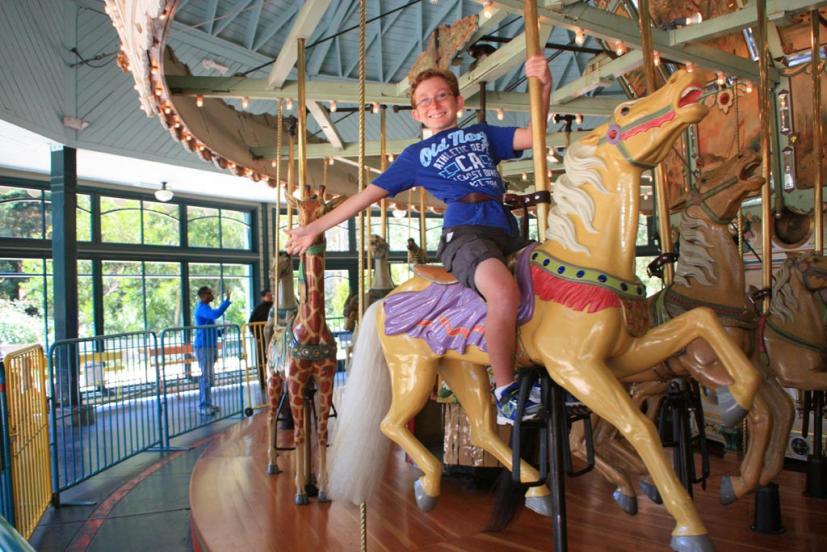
[531,265,621,313]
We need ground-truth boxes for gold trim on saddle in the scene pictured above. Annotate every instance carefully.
[529,250,646,300]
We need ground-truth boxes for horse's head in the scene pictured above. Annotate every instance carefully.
[286,185,347,229]
[584,69,708,171]
[681,151,763,224]
[342,293,358,332]
[793,252,827,293]
[276,251,293,279]
[369,234,389,258]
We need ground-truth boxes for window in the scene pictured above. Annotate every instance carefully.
[0,185,45,239]
[143,201,179,246]
[388,217,420,252]
[325,220,349,252]
[221,209,251,249]
[424,216,442,252]
[76,194,91,242]
[102,260,144,334]
[101,197,141,244]
[0,258,49,344]
[145,262,182,330]
[187,206,220,248]
[324,269,350,333]
[188,263,252,327]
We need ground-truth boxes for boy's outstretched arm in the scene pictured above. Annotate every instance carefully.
[513,54,552,151]
[285,184,389,255]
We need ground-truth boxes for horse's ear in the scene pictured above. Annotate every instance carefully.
[580,132,600,147]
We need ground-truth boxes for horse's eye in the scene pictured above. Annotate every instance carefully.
[620,106,630,116]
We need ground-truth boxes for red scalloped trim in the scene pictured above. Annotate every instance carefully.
[531,265,621,313]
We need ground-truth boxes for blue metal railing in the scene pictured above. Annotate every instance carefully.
[0,356,16,526]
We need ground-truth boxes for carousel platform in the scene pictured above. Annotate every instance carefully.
[190,412,826,551]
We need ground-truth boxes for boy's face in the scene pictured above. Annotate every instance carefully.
[411,76,464,134]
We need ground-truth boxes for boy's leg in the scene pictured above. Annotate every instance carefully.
[474,257,520,388]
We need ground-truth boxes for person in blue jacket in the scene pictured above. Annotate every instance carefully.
[194,286,231,416]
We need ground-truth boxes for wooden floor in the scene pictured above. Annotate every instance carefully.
[190,413,827,551]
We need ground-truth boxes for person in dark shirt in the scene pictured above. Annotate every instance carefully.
[285,56,552,424]
[248,288,273,391]
[194,286,231,416]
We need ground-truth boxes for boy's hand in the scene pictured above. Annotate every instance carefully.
[285,226,320,256]
[225,291,231,301]
[524,54,551,88]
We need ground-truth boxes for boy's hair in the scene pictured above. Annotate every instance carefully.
[197,286,211,298]
[410,68,460,107]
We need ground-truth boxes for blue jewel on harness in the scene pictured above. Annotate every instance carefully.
[557,266,565,274]
[598,274,607,283]
[576,270,585,278]
[532,252,539,260]
[620,283,629,291]
[543,259,550,266]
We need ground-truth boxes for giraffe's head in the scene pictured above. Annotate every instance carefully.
[287,185,347,235]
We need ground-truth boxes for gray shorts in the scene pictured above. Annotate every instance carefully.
[436,225,529,294]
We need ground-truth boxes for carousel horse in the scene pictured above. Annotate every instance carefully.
[265,251,298,472]
[568,151,794,511]
[342,234,395,332]
[407,237,428,265]
[268,186,345,504]
[328,69,760,552]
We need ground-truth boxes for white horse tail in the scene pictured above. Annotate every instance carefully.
[328,301,392,505]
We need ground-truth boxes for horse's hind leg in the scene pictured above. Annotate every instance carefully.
[722,383,772,504]
[439,360,552,511]
[758,378,794,487]
[313,359,337,502]
[379,355,440,510]
[267,370,284,474]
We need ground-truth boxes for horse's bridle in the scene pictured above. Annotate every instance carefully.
[597,104,677,171]
[685,175,740,225]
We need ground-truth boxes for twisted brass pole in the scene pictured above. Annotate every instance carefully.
[523,0,549,238]
[357,0,367,320]
[812,9,823,255]
[274,98,283,317]
[757,0,772,313]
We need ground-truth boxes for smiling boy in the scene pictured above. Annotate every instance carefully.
[286,55,552,424]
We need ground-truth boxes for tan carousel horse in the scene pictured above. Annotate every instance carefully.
[265,251,298,473]
[568,151,795,510]
[328,70,760,552]
[267,186,345,504]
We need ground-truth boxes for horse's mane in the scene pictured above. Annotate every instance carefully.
[674,212,717,287]
[545,142,607,254]
[769,257,801,323]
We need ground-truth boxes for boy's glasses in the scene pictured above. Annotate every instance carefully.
[414,90,454,109]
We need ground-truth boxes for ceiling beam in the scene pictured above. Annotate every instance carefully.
[306,101,344,150]
[457,25,553,97]
[267,0,333,89]
[491,0,779,82]
[551,50,643,104]
[250,130,593,159]
[669,0,827,46]
[167,75,623,114]
[213,0,254,37]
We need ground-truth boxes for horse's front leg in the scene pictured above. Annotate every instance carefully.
[610,307,761,427]
[439,360,552,516]
[266,370,284,474]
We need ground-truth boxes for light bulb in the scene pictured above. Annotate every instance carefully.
[286,98,293,110]
[328,157,335,165]
[154,182,173,202]
[329,100,337,112]
[653,51,661,66]
[271,160,277,167]
[745,81,753,94]
[388,153,395,163]
[392,208,407,219]
[196,95,204,107]
[496,108,504,121]
[372,102,380,114]
[241,96,249,109]
[615,42,626,56]
[482,1,493,19]
[430,0,438,4]
[521,172,528,181]
[716,72,725,86]
[686,62,694,73]
[687,12,703,25]
[575,29,585,46]
[575,113,583,124]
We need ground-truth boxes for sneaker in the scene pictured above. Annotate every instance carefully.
[209,405,221,415]
[198,407,215,417]
[495,380,543,425]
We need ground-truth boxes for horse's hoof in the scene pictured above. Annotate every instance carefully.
[640,479,663,505]
[413,479,438,512]
[670,534,714,552]
[719,476,737,505]
[717,386,748,428]
[525,495,553,517]
[317,491,330,503]
[612,489,638,515]
[294,494,309,506]
[267,463,280,475]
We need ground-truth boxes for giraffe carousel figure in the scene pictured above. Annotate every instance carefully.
[267,185,345,505]
[327,69,760,552]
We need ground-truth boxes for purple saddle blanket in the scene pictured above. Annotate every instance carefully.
[382,243,537,355]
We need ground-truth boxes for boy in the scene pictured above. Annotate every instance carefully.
[194,286,231,416]
[286,55,551,423]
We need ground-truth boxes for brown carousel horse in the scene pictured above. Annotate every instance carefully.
[328,70,760,552]
[266,186,345,504]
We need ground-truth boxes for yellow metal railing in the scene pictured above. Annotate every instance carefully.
[241,321,269,411]
[4,345,52,538]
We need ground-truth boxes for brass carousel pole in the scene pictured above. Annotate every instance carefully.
[757,0,772,312]
[523,0,549,238]
[638,0,674,283]
[812,9,823,256]
[274,98,283,323]
[419,187,427,253]
[380,106,388,241]
[366,165,373,290]
[358,0,368,547]
[298,38,308,201]
[287,134,295,230]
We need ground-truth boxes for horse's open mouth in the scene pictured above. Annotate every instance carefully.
[740,160,761,180]
[677,86,703,108]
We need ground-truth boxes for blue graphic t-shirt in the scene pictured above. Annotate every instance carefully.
[372,124,522,234]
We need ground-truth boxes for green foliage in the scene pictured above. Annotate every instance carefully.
[0,298,43,344]
[101,197,141,244]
